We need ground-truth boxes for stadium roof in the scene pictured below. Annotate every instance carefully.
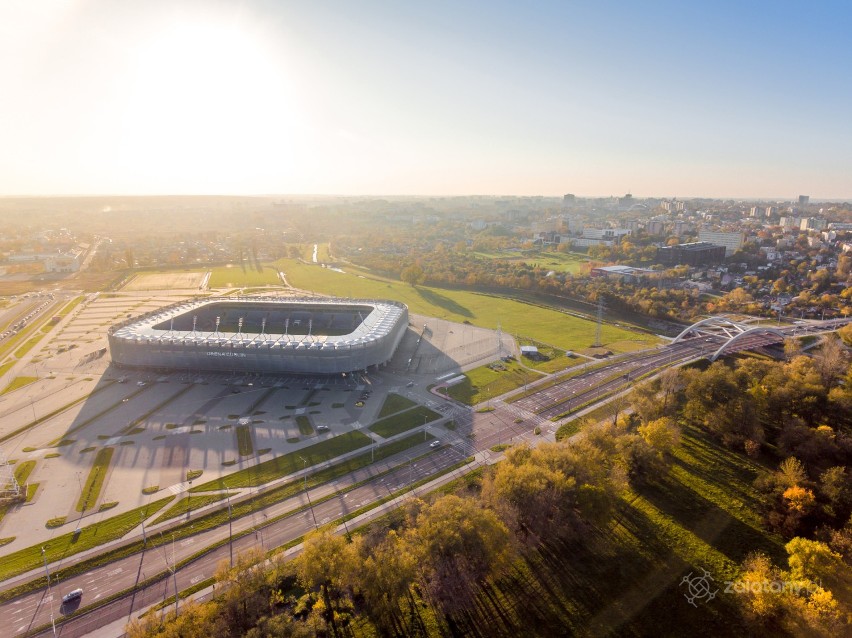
[109,297,407,350]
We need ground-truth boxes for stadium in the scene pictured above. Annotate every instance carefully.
[107,297,409,375]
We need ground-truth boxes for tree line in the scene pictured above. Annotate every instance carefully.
[127,338,852,637]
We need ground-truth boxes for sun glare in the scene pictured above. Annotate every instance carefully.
[118,17,308,190]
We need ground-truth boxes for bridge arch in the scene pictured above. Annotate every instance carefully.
[708,326,786,361]
[672,315,748,343]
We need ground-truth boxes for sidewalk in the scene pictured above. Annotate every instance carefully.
[86,447,492,638]
[0,416,456,595]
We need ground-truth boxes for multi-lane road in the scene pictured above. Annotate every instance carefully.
[4,316,848,637]
[8,443,474,637]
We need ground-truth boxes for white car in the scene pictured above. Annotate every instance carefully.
[429,440,441,448]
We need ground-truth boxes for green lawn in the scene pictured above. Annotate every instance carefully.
[208,264,281,288]
[76,447,114,512]
[515,337,585,374]
[303,242,332,263]
[14,336,45,359]
[445,359,544,405]
[368,405,441,438]
[277,258,657,353]
[0,496,173,582]
[153,493,232,524]
[1,375,38,395]
[473,249,590,274]
[460,425,781,637]
[295,415,314,435]
[56,295,83,317]
[191,430,373,491]
[0,361,15,379]
[13,460,36,485]
[377,393,417,418]
[0,299,62,362]
[236,425,253,456]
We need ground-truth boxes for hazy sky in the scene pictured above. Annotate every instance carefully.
[1,0,850,199]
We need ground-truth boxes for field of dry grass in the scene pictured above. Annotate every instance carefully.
[122,271,206,290]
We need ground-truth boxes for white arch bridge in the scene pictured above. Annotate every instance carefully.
[672,315,787,362]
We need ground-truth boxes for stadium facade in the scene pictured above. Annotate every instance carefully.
[108,297,409,375]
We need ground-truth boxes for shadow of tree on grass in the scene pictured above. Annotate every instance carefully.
[415,287,474,318]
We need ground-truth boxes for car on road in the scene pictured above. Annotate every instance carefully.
[355,401,365,408]
[406,381,414,387]
[429,440,441,448]
[317,425,330,432]
[62,588,83,603]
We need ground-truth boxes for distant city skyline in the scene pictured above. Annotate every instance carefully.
[1,1,850,199]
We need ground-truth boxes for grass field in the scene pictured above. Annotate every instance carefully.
[13,460,36,485]
[236,425,253,456]
[277,258,657,353]
[0,299,62,362]
[368,405,442,438]
[445,359,544,405]
[295,415,314,435]
[473,249,590,274]
[458,425,781,637]
[0,496,173,582]
[122,271,206,291]
[303,242,332,263]
[0,376,38,395]
[153,493,232,524]
[377,393,417,418]
[208,264,281,288]
[515,337,584,374]
[0,460,38,524]
[190,430,373,491]
[76,447,114,512]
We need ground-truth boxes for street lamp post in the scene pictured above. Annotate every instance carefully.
[407,456,416,495]
[171,534,179,618]
[41,546,51,586]
[187,480,192,519]
[226,491,233,568]
[41,547,56,637]
[299,456,318,530]
[75,472,84,532]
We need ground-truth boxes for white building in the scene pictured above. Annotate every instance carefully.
[800,217,828,232]
[697,230,745,256]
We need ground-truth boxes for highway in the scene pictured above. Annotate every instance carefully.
[3,316,847,637]
[9,443,474,637]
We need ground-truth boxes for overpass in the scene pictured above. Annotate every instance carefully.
[673,315,851,361]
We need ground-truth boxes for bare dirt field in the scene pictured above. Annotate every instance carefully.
[122,271,207,291]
